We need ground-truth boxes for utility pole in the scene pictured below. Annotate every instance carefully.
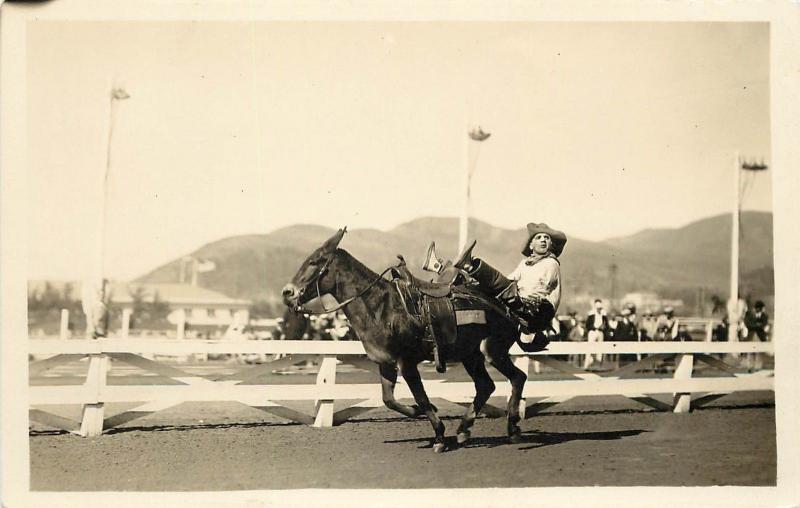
[459,125,491,253]
[727,154,768,342]
[609,263,618,308]
[191,258,198,286]
[85,85,129,339]
[98,87,130,282]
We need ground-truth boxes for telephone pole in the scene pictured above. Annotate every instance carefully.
[609,263,618,307]
[459,125,491,253]
[727,154,768,342]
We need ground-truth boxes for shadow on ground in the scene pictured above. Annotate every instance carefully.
[29,402,773,438]
[384,428,648,452]
[29,420,301,437]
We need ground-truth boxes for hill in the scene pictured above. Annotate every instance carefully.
[135,212,774,311]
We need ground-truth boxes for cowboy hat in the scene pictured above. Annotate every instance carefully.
[521,222,568,257]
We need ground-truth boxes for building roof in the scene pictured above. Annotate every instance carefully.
[27,280,250,307]
[110,282,250,306]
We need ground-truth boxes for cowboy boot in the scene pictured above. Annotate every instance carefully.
[468,258,513,297]
[453,240,477,272]
[422,241,445,274]
[422,241,464,285]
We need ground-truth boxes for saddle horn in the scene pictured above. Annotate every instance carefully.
[422,241,445,274]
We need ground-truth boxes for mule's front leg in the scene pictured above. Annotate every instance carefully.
[400,361,446,453]
[379,363,423,418]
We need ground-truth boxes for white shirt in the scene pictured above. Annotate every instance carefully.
[507,257,561,312]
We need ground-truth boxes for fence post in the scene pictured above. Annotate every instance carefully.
[672,353,694,413]
[59,309,69,340]
[313,355,337,427]
[705,320,713,342]
[79,353,110,436]
[512,355,530,418]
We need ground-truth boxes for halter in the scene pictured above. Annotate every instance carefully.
[293,254,397,315]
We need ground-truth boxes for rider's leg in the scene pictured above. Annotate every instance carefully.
[464,258,514,298]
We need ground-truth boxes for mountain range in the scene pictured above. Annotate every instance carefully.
[137,212,774,309]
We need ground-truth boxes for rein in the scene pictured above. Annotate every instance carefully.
[295,262,397,315]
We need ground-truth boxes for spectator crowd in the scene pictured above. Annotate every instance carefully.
[548,297,771,370]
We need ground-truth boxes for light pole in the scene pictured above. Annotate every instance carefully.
[85,86,129,339]
[99,87,130,280]
[459,125,491,253]
[727,154,768,343]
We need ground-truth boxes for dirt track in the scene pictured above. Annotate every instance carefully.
[30,392,775,490]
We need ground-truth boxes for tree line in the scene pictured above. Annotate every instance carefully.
[28,282,172,335]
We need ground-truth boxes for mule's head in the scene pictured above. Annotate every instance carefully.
[281,227,347,310]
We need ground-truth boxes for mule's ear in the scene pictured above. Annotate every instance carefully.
[321,227,347,253]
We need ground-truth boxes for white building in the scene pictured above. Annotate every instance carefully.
[621,292,684,313]
[110,282,250,328]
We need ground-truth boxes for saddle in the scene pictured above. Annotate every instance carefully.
[392,262,453,297]
[391,257,458,373]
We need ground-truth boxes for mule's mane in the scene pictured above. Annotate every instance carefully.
[333,248,387,284]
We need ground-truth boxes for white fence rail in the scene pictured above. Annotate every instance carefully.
[28,339,774,437]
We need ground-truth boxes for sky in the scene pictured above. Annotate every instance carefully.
[25,21,771,281]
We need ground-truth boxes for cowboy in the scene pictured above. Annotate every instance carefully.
[433,223,566,351]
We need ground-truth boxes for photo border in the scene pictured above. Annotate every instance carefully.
[3,1,798,507]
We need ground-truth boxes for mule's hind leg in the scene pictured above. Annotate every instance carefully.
[457,350,495,445]
[400,361,446,453]
[484,342,527,444]
[379,363,422,418]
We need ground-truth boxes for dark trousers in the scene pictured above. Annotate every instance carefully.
[469,259,513,296]
[470,259,554,333]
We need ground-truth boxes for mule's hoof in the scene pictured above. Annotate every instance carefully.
[456,431,470,445]
[508,431,522,444]
[432,442,446,453]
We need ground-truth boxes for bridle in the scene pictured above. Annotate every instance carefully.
[292,253,396,315]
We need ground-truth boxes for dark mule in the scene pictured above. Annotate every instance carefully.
[282,228,528,452]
